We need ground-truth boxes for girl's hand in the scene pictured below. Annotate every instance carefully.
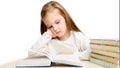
[47,29,56,38]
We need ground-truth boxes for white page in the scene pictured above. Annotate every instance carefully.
[16,57,51,66]
[49,55,82,67]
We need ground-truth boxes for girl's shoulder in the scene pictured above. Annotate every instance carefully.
[72,31,90,41]
[71,31,85,37]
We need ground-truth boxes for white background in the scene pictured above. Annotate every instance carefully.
[0,0,119,65]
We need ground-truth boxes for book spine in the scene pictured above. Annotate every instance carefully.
[90,58,119,68]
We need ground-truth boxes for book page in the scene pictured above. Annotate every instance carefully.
[16,57,51,66]
[49,55,82,67]
[50,42,75,55]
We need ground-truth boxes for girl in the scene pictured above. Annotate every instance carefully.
[28,1,91,60]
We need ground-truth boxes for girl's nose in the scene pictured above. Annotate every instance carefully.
[53,25,58,31]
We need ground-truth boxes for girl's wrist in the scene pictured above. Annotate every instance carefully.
[46,29,56,38]
[44,31,52,39]
[46,29,53,36]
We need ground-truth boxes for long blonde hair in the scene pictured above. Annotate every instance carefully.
[40,1,81,34]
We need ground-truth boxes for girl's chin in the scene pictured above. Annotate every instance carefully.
[56,33,65,38]
[57,35,64,39]
[56,34,64,37]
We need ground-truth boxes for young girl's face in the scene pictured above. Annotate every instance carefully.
[43,9,70,40]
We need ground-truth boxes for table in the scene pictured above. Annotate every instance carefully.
[0,58,105,68]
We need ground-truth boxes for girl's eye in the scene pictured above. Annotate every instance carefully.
[56,21,60,24]
[56,22,59,24]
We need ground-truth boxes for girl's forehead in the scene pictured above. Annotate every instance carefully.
[47,9,60,16]
[42,9,63,25]
[43,9,62,20]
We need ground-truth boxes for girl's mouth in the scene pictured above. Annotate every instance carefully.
[56,31,60,34]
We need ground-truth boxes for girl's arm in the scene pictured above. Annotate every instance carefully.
[28,30,52,57]
[74,32,91,60]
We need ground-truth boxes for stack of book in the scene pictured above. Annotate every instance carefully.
[90,39,119,68]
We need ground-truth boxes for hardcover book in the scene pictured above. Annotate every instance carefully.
[16,55,83,68]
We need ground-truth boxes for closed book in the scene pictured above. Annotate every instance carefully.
[91,49,119,58]
[90,44,119,53]
[91,53,119,64]
[90,39,119,46]
[90,57,119,68]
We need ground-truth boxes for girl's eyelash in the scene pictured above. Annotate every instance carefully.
[56,21,60,24]
[56,22,59,24]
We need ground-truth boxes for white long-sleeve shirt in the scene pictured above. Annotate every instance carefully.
[28,31,91,60]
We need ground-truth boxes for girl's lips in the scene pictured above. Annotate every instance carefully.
[56,31,60,34]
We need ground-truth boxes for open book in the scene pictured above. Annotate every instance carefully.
[16,55,82,68]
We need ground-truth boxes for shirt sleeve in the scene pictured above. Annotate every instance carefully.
[74,32,91,60]
[28,31,52,57]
